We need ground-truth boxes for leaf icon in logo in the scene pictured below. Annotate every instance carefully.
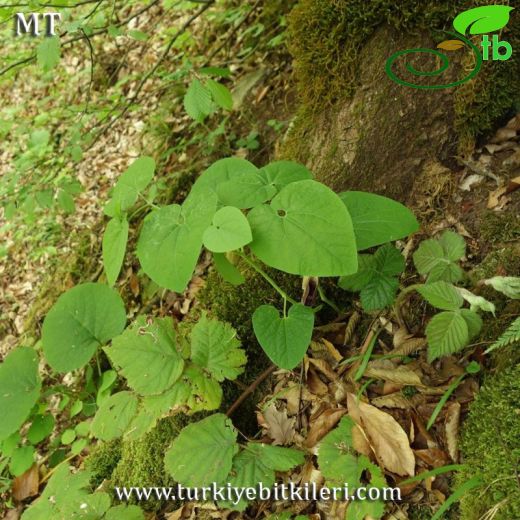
[453,5,514,35]
[437,40,465,51]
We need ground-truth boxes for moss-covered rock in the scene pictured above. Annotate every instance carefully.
[457,364,520,520]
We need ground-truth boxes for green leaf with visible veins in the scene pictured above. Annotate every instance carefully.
[137,192,217,291]
[42,283,127,373]
[91,391,138,441]
[248,180,358,276]
[105,317,184,396]
[339,244,404,311]
[164,414,238,487]
[417,281,464,311]
[184,79,215,122]
[252,303,314,370]
[190,314,246,382]
[0,347,41,442]
[426,311,469,361]
[222,444,305,511]
[339,191,418,251]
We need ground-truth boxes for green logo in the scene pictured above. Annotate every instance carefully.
[386,5,514,89]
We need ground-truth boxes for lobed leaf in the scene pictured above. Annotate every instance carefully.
[105,317,184,396]
[164,414,238,487]
[190,314,246,382]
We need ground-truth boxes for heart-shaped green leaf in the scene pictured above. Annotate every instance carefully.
[42,283,127,373]
[252,303,314,369]
[137,192,217,291]
[0,348,41,442]
[248,180,357,276]
[453,5,514,35]
[258,161,313,190]
[339,191,418,251]
[203,206,252,253]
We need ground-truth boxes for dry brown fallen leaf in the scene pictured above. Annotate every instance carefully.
[445,402,461,462]
[364,361,424,387]
[257,404,296,446]
[488,175,520,209]
[12,463,39,502]
[348,394,415,476]
[305,407,346,448]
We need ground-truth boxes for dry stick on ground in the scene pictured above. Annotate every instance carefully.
[87,0,215,148]
[226,364,276,418]
[0,0,161,76]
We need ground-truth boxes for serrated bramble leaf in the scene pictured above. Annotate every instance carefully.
[102,217,129,286]
[0,347,41,442]
[183,364,223,412]
[438,230,466,261]
[125,381,191,440]
[222,444,304,511]
[460,309,483,340]
[253,303,314,370]
[203,206,252,253]
[190,315,246,382]
[205,79,233,110]
[248,180,358,276]
[417,281,464,311]
[338,255,375,292]
[413,239,445,275]
[318,416,368,487]
[426,311,469,361]
[164,414,238,487]
[91,391,138,441]
[105,317,184,396]
[457,287,496,315]
[42,283,127,373]
[137,192,217,292]
[184,79,214,122]
[361,276,399,311]
[339,191,418,251]
[484,276,520,299]
[374,243,405,275]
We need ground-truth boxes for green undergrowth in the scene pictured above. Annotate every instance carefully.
[457,364,520,520]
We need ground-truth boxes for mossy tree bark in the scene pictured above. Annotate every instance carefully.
[282,0,519,204]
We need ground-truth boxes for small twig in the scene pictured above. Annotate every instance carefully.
[88,0,214,147]
[226,364,276,417]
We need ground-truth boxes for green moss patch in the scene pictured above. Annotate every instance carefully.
[457,364,520,520]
